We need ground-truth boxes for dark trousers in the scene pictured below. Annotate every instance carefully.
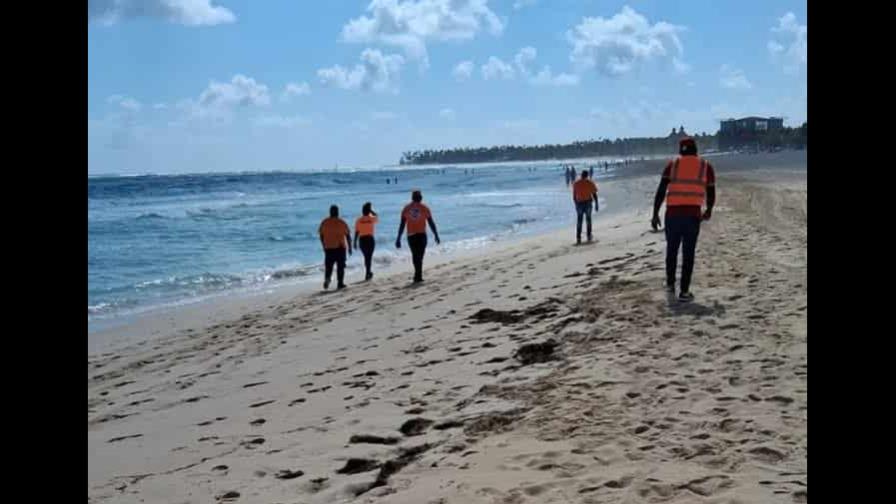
[575,201,593,240]
[324,247,346,286]
[358,235,375,275]
[407,233,428,281]
[664,216,701,292]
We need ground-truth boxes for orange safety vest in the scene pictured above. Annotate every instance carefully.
[666,156,707,207]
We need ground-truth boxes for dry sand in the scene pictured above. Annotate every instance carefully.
[88,163,806,503]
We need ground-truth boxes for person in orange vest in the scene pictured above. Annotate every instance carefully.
[572,170,599,244]
[395,190,441,283]
[353,202,378,281]
[319,205,352,290]
[651,137,716,302]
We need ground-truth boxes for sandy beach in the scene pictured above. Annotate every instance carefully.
[88,158,806,503]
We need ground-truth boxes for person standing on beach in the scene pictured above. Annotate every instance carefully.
[651,137,716,303]
[589,165,594,178]
[354,202,378,281]
[395,190,441,283]
[572,170,599,244]
[319,205,352,290]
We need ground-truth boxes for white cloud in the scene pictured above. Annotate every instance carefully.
[198,74,270,108]
[88,0,236,26]
[529,66,579,86]
[439,107,456,119]
[318,49,405,93]
[107,95,142,112]
[173,74,271,122]
[281,82,311,101]
[481,56,515,80]
[453,60,475,81]
[253,115,312,128]
[719,64,752,90]
[567,6,685,76]
[153,103,168,110]
[513,0,537,10]
[481,47,578,87]
[514,46,537,74]
[341,0,503,67]
[769,12,806,71]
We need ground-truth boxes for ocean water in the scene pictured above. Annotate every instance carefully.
[88,162,626,324]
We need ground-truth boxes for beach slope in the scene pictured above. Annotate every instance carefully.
[88,169,806,503]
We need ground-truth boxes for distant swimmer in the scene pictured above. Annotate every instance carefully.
[386,178,391,184]
[354,202,379,281]
[319,205,352,290]
[572,170,599,244]
[395,190,441,283]
[589,165,594,178]
[651,137,716,303]
[394,177,398,184]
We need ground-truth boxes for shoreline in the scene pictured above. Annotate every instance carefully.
[88,149,807,356]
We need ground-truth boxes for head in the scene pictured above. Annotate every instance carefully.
[329,205,339,218]
[679,137,698,156]
[581,170,589,179]
[411,190,423,203]
[362,202,372,216]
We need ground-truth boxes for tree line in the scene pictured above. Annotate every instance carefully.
[399,123,806,165]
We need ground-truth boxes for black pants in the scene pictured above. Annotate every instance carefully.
[407,233,427,281]
[358,235,375,275]
[575,201,593,240]
[324,247,346,286]
[664,215,701,293]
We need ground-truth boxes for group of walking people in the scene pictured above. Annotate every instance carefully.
[319,136,714,303]
[317,190,440,289]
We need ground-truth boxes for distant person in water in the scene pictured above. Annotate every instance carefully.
[396,190,441,283]
[386,178,390,184]
[319,205,352,290]
[354,202,379,281]
[572,170,599,244]
[651,137,716,303]
[589,165,594,178]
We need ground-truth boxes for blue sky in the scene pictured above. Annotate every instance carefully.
[88,0,807,174]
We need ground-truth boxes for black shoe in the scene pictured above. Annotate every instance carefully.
[413,277,423,283]
[337,283,346,290]
[665,282,675,292]
[587,235,593,242]
[678,291,694,303]
[365,272,373,281]
[576,238,582,245]
[323,280,330,290]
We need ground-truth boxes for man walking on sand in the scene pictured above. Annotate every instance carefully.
[319,205,352,290]
[572,170,599,244]
[396,190,441,283]
[651,137,716,303]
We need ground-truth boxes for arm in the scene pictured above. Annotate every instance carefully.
[703,185,716,221]
[427,217,441,244]
[652,178,669,218]
[651,178,669,230]
[353,230,359,250]
[395,218,406,248]
[346,231,353,255]
[702,165,716,221]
